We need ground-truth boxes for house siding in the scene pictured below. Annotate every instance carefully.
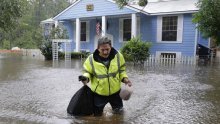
[52,0,210,57]
[63,13,206,56]
[140,14,153,42]
[64,17,126,52]
[198,31,209,48]
[55,0,137,20]
[147,13,197,56]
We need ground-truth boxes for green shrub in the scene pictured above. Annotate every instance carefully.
[58,51,90,59]
[39,26,68,60]
[120,36,151,64]
[71,51,90,59]
[2,39,10,49]
[39,39,53,60]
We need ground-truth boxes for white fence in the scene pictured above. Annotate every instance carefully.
[145,55,196,65]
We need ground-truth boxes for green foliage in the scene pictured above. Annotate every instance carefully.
[138,0,148,6]
[71,51,90,59]
[2,39,10,49]
[115,0,128,9]
[0,0,70,49]
[0,24,43,49]
[27,0,70,27]
[39,26,69,60]
[120,36,151,64]
[50,26,69,39]
[39,39,53,60]
[193,0,220,44]
[115,0,148,8]
[56,51,90,59]
[0,0,28,32]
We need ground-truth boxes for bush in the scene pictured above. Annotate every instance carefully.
[39,39,53,60]
[71,51,90,59]
[57,51,90,59]
[2,39,10,49]
[39,26,68,60]
[120,36,151,64]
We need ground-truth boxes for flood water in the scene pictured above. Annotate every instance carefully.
[0,54,220,124]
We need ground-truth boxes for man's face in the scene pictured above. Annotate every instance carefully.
[98,44,111,58]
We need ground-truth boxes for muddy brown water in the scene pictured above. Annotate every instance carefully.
[0,54,220,124]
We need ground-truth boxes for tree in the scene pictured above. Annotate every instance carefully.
[0,0,70,49]
[39,26,69,60]
[0,0,28,32]
[193,0,220,45]
[29,0,70,27]
[115,0,148,8]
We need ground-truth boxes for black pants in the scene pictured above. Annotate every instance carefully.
[93,91,123,116]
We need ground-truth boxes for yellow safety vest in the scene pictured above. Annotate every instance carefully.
[83,52,128,96]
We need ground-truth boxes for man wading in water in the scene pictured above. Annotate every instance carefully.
[80,36,132,116]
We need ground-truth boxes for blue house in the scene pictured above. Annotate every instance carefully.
[52,0,209,59]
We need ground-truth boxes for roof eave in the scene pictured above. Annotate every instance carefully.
[148,10,199,16]
[53,0,80,21]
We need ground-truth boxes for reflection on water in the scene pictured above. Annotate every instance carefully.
[0,55,220,124]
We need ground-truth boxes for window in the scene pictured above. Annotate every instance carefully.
[162,16,177,41]
[161,53,176,58]
[73,21,90,42]
[157,15,183,43]
[80,22,87,41]
[156,51,181,59]
[119,17,140,42]
[123,19,131,41]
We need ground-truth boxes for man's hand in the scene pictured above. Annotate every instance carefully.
[123,77,132,87]
[78,75,89,85]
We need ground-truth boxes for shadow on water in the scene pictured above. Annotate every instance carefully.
[0,55,220,124]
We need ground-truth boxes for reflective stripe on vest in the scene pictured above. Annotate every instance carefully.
[89,53,121,79]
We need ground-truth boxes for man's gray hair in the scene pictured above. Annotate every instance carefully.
[97,36,111,47]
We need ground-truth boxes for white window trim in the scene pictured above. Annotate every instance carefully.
[157,15,183,43]
[73,21,90,42]
[156,51,182,59]
[119,17,140,42]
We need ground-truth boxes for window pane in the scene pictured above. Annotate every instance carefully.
[123,32,131,41]
[80,34,86,41]
[162,16,178,41]
[123,19,131,41]
[80,22,86,41]
[162,31,177,41]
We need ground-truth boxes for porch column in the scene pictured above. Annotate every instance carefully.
[131,13,137,37]
[54,21,59,38]
[102,16,106,36]
[75,18,80,52]
[55,21,58,28]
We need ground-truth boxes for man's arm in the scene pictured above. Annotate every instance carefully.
[81,55,93,85]
[118,52,132,87]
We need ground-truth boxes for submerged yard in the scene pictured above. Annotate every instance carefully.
[0,55,220,124]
